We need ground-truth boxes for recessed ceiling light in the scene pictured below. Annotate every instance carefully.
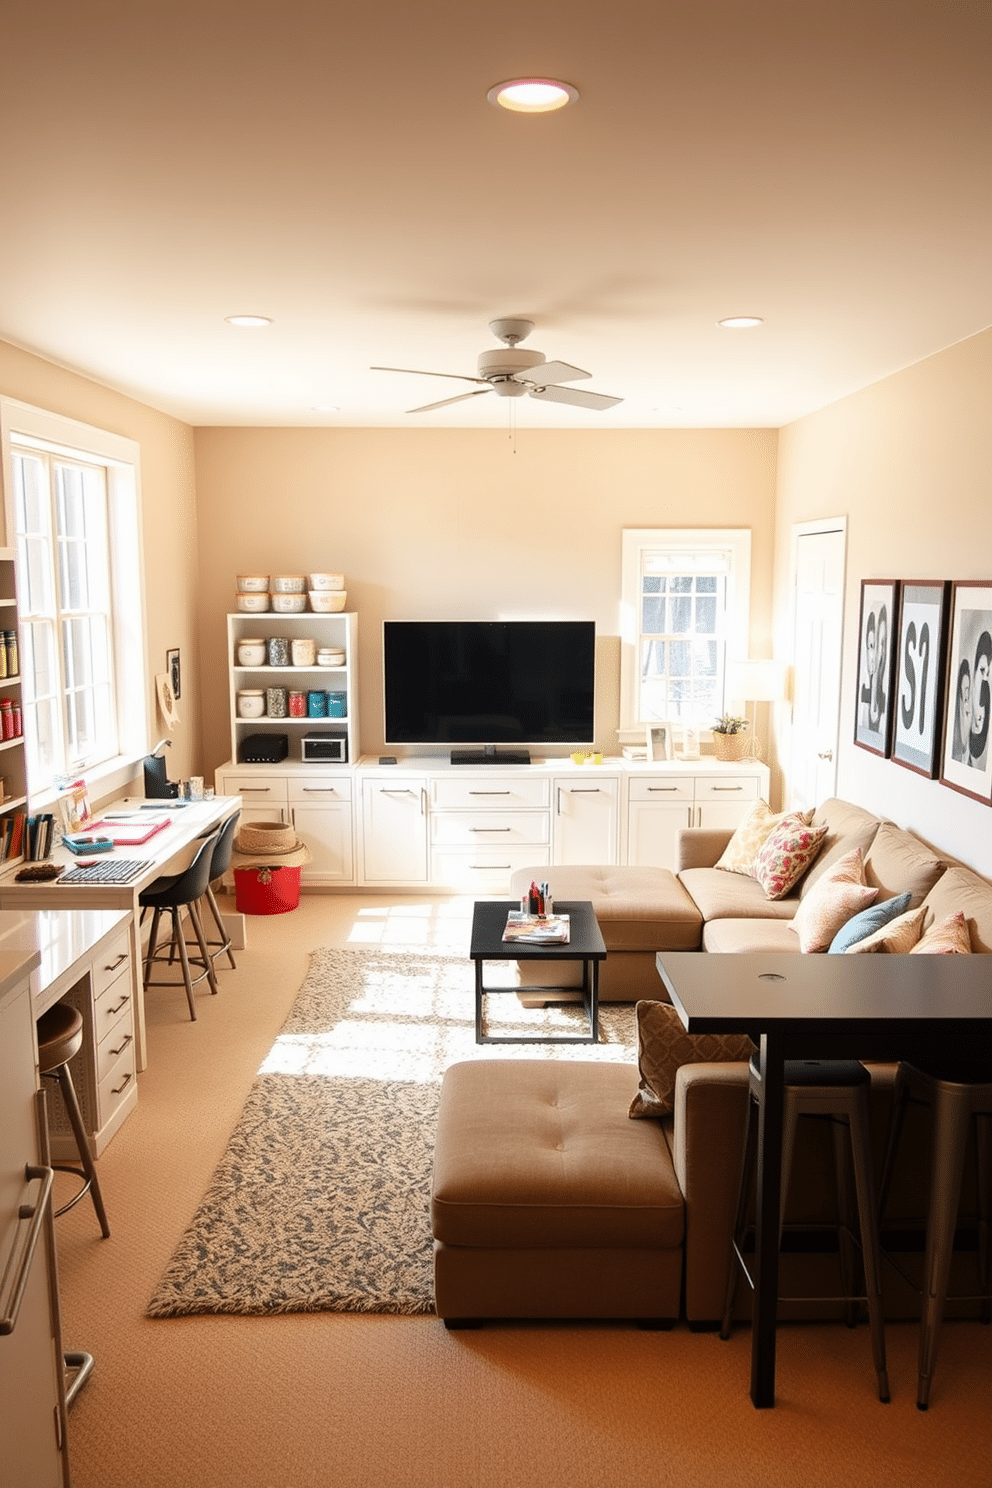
[487,78,578,113]
[718,316,764,329]
[225,314,272,327]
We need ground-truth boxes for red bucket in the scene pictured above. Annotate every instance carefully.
[234,865,302,915]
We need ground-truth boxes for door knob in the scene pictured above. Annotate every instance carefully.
[817,749,834,761]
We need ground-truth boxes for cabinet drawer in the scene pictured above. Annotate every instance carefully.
[431,775,550,812]
[693,775,759,803]
[431,846,550,893]
[92,933,132,1001]
[98,1044,137,1121]
[628,776,695,803]
[431,811,549,848]
[287,777,352,805]
[94,979,133,1044]
[223,774,289,805]
[97,1015,135,1084]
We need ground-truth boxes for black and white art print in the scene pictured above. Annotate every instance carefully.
[854,580,898,757]
[891,581,949,778]
[940,581,992,805]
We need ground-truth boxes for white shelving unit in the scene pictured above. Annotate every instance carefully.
[227,610,359,766]
[0,548,29,865]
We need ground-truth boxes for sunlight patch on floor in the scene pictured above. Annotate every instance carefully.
[345,896,475,951]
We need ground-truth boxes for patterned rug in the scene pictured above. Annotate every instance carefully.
[146,946,637,1318]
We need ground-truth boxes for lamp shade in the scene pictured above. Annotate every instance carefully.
[725,659,787,703]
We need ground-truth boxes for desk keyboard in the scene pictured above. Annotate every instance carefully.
[59,858,152,885]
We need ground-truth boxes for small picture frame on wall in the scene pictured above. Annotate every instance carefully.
[939,580,992,805]
[854,579,899,756]
[891,581,950,778]
[167,647,181,701]
[647,723,673,762]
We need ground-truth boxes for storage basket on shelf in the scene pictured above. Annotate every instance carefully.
[229,821,311,915]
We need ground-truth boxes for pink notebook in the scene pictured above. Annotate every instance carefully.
[88,816,171,846]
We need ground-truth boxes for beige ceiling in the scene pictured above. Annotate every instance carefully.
[1,1,989,429]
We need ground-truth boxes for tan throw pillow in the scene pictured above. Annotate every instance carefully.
[628,1000,755,1119]
[844,904,927,953]
[909,910,972,954]
[715,800,786,875]
[790,874,878,953]
[752,817,828,900]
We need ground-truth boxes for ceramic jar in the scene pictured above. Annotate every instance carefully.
[271,575,306,594]
[266,686,288,718]
[317,647,345,667]
[267,636,290,667]
[237,689,265,719]
[291,637,317,666]
[237,638,266,666]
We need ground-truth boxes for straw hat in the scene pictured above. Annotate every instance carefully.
[229,820,312,870]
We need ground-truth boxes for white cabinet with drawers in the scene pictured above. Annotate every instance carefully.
[214,766,356,884]
[54,919,138,1159]
[624,762,768,871]
[429,773,550,892]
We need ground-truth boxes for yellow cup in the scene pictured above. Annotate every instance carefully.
[589,751,603,765]
[570,751,586,765]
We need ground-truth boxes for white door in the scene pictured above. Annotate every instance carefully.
[360,777,429,882]
[789,522,847,812]
[552,777,620,864]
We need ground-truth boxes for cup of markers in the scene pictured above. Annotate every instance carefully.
[522,879,553,918]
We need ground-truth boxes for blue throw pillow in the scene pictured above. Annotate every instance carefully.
[828,891,913,953]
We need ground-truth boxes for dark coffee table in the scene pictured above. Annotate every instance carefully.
[469,899,606,1044]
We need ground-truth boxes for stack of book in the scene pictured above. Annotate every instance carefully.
[0,811,55,863]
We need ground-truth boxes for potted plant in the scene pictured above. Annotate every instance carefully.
[711,713,750,761]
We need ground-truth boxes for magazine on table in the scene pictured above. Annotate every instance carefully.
[502,912,570,944]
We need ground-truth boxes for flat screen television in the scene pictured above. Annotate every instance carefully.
[383,619,596,764]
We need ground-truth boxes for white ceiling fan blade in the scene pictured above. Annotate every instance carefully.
[408,388,492,414]
[371,365,489,386]
[528,384,623,411]
[523,359,591,386]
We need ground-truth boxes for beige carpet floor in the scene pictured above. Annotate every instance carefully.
[53,892,992,1488]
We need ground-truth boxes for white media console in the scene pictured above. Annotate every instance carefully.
[214,754,770,892]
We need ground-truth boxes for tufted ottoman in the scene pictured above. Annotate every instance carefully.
[431,1058,684,1326]
[509,864,703,1002]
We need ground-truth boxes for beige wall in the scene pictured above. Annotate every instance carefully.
[0,340,202,792]
[775,328,992,874]
[193,427,779,776]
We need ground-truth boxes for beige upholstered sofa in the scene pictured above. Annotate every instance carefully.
[436,799,992,1326]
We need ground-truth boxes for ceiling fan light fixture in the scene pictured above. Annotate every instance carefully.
[225,314,272,328]
[487,78,578,113]
[718,316,764,329]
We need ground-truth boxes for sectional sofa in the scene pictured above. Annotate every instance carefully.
[432,798,990,1326]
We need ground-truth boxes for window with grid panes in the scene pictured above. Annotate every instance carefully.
[620,529,751,732]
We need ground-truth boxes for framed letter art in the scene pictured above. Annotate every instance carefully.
[891,581,949,777]
[939,580,992,805]
[854,580,898,756]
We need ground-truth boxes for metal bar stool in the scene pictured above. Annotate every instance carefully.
[140,828,221,1020]
[721,1055,889,1402]
[36,1001,110,1238]
[199,810,240,971]
[878,1059,992,1410]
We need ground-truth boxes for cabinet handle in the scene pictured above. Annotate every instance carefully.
[468,790,511,796]
[108,1033,133,1057]
[710,786,744,792]
[240,787,275,794]
[380,788,416,796]
[105,996,130,1017]
[470,864,511,871]
[111,1072,134,1096]
[648,786,680,793]
[420,788,427,816]
[302,788,340,795]
[0,1164,54,1337]
[103,953,128,972]
[565,788,602,794]
[471,826,511,833]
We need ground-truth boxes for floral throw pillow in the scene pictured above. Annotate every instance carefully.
[790,875,879,953]
[715,800,812,876]
[908,910,972,954]
[628,1001,755,1119]
[752,817,828,900]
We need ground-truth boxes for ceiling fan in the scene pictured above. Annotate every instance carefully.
[372,318,622,413]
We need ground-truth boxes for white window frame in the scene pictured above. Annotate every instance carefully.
[619,527,752,735]
[0,398,148,807]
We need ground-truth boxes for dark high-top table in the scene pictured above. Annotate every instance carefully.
[655,950,992,1408]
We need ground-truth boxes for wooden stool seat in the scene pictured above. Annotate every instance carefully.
[36,1001,110,1237]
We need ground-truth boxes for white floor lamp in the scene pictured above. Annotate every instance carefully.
[725,659,788,760]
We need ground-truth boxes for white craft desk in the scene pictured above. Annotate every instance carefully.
[0,794,241,1071]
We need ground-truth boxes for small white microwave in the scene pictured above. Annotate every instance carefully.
[301,732,347,763]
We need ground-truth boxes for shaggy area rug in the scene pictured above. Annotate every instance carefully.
[146,946,637,1318]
